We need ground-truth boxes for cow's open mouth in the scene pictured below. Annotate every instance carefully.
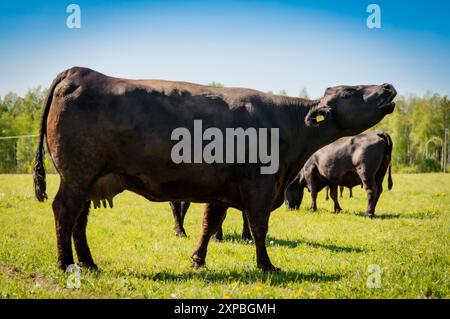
[378,101,395,113]
[377,94,396,113]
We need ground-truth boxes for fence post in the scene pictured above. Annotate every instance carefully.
[444,128,448,173]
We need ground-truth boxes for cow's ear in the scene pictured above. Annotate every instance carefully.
[305,106,334,127]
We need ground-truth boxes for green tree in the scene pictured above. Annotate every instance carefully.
[278,89,288,96]
[298,88,309,99]
[208,82,224,88]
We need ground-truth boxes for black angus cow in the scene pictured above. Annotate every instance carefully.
[285,131,393,217]
[33,67,396,271]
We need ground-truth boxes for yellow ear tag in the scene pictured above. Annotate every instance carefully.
[316,114,325,123]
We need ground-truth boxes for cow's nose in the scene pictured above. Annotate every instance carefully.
[382,83,396,96]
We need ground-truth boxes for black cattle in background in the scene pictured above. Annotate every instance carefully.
[285,131,393,217]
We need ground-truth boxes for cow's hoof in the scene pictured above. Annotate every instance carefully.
[175,231,187,238]
[334,208,342,213]
[364,213,375,218]
[191,261,206,270]
[212,235,223,242]
[78,262,98,271]
[57,260,74,271]
[258,264,281,273]
[242,234,252,241]
[309,207,317,212]
[191,254,206,270]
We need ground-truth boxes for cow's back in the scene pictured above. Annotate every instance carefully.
[311,132,388,185]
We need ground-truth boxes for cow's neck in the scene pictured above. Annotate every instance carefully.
[273,98,345,186]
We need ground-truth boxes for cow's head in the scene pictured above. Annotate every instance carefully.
[305,84,396,133]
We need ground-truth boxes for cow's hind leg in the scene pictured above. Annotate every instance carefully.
[371,170,386,217]
[191,203,227,269]
[73,201,97,269]
[52,184,86,270]
[373,181,383,216]
[361,176,379,218]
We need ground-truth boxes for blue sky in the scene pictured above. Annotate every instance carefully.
[1,0,449,98]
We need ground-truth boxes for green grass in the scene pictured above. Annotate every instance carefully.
[0,174,449,299]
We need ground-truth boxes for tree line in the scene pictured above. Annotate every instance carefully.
[0,86,448,173]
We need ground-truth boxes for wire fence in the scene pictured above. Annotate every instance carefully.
[0,135,55,173]
[0,133,448,174]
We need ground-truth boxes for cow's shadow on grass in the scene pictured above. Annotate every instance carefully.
[221,232,366,253]
[348,210,438,220]
[349,211,401,219]
[293,208,437,220]
[115,268,343,285]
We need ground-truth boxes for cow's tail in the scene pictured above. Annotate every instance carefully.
[388,164,393,190]
[377,131,393,190]
[33,71,66,201]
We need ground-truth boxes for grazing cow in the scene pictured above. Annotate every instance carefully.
[285,131,393,217]
[170,201,252,240]
[33,67,396,271]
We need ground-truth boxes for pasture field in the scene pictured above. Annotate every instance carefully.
[0,174,448,299]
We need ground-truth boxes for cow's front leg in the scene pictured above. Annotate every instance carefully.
[212,208,228,241]
[191,203,227,269]
[305,173,319,211]
[170,201,187,237]
[309,187,318,211]
[241,212,252,240]
[212,222,224,241]
[329,185,342,213]
[247,209,279,272]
